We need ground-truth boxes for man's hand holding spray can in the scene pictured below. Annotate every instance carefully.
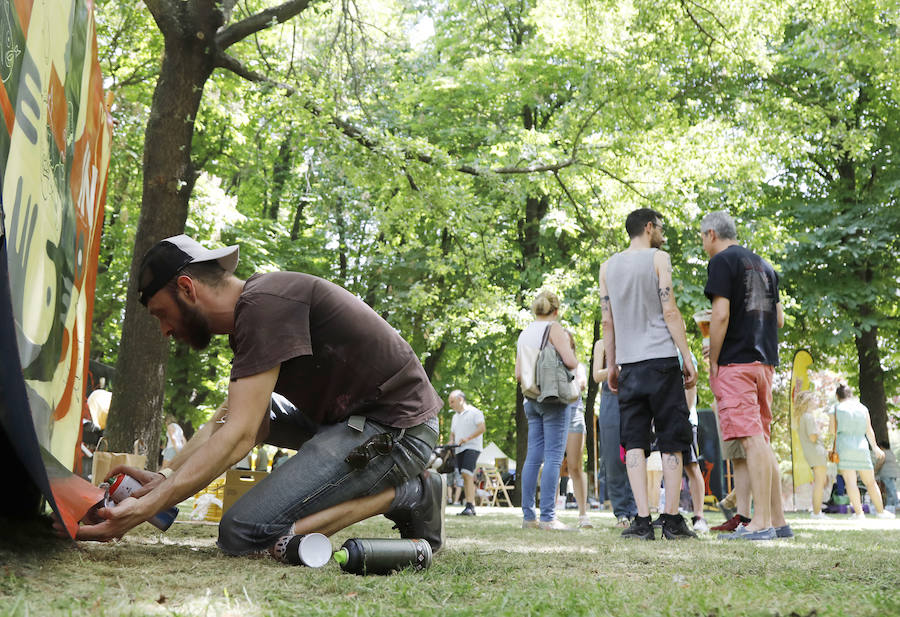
[84,473,179,531]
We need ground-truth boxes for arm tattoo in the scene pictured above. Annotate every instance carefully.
[658,286,672,303]
[600,296,611,314]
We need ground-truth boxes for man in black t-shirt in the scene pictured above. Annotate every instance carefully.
[74,235,446,558]
[700,211,790,541]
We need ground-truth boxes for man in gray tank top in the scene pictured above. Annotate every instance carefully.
[599,208,698,540]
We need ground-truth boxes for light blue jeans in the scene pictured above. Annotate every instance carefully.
[521,398,571,522]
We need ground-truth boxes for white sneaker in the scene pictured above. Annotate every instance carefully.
[851,512,866,520]
[522,519,539,529]
[577,515,594,529]
[539,518,576,531]
[809,511,828,520]
[692,517,709,534]
[876,510,896,519]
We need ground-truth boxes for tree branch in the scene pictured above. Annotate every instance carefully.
[553,171,598,239]
[808,156,834,183]
[592,164,650,200]
[684,0,732,36]
[216,51,582,179]
[678,0,721,47]
[216,0,315,51]
[570,103,605,162]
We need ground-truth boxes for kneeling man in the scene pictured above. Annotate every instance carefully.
[77,235,445,558]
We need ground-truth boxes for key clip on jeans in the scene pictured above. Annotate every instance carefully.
[345,432,395,470]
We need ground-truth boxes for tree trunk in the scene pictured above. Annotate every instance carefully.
[513,190,548,491]
[105,15,217,459]
[267,126,294,220]
[290,199,308,241]
[422,341,446,381]
[854,310,889,447]
[835,154,890,447]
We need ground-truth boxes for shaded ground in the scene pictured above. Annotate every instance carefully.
[2,503,899,616]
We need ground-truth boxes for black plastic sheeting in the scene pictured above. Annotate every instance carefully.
[0,234,58,521]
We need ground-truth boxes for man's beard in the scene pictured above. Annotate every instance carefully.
[173,293,213,350]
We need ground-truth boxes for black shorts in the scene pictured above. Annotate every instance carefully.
[683,425,699,464]
[649,426,698,463]
[618,357,692,456]
[455,448,481,475]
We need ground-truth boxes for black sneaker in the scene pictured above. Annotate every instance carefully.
[457,504,476,516]
[384,471,446,553]
[662,514,698,539]
[621,515,655,540]
[651,515,664,528]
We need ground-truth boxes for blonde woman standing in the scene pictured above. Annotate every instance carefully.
[515,290,578,530]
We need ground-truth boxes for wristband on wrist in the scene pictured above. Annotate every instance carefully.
[158,467,174,479]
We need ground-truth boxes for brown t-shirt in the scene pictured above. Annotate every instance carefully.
[229,272,441,428]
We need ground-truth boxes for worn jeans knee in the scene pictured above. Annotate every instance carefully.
[217,416,436,555]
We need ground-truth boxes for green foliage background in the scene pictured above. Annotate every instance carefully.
[90,0,900,454]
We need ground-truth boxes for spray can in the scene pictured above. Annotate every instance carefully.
[333,538,432,575]
[272,533,332,567]
[105,473,180,531]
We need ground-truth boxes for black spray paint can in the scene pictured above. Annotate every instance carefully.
[333,538,432,575]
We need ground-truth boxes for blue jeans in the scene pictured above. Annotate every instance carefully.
[218,414,437,555]
[598,383,637,518]
[881,475,898,507]
[521,398,570,522]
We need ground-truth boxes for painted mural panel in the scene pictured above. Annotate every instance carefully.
[0,0,111,535]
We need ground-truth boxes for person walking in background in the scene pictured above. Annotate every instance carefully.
[681,351,710,534]
[876,447,899,514]
[563,330,592,529]
[593,339,638,527]
[828,384,894,520]
[448,390,486,516]
[516,290,578,531]
[701,210,790,541]
[599,208,698,540]
[792,390,830,518]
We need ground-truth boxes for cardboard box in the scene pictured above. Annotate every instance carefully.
[222,469,268,513]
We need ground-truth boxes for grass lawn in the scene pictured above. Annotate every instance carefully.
[2,503,899,617]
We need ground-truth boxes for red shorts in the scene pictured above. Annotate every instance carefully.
[710,362,774,442]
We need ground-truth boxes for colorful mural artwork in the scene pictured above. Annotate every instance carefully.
[0,0,111,537]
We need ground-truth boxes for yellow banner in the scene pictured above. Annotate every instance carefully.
[790,350,814,486]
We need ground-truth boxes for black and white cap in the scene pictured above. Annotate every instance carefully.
[138,234,239,306]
